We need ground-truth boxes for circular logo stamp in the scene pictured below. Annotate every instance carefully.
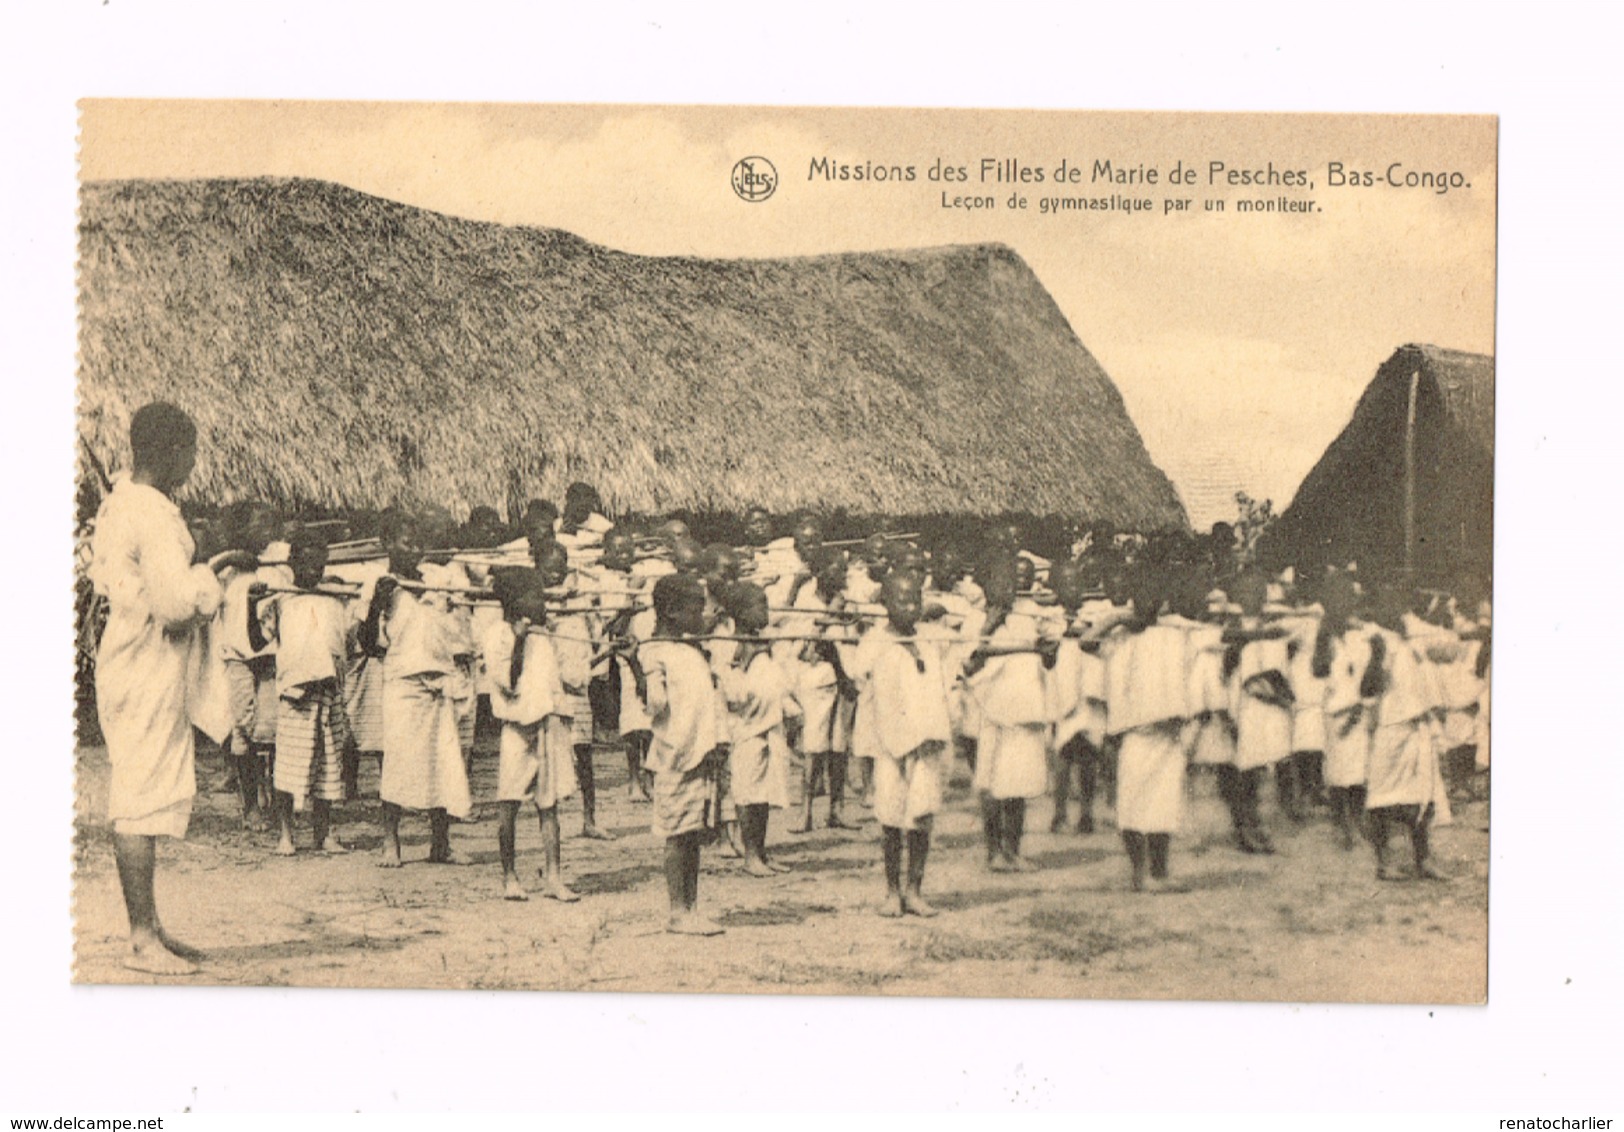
[731,156,778,203]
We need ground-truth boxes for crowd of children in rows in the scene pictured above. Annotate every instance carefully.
[205,483,1490,937]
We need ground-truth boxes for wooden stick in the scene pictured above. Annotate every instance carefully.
[397,579,493,596]
[266,585,360,601]
[820,532,921,549]
[549,602,648,616]
[640,632,1046,650]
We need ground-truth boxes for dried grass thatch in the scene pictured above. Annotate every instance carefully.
[1263,344,1494,584]
[78,177,1186,530]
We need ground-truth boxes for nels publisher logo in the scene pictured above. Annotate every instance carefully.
[731,156,777,203]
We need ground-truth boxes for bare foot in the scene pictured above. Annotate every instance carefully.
[743,858,776,878]
[540,877,580,903]
[987,857,1014,874]
[789,818,814,835]
[826,814,860,831]
[273,837,297,857]
[156,930,205,962]
[1415,861,1451,882]
[125,940,197,976]
[717,842,743,860]
[579,825,616,842]
[377,843,404,869]
[502,875,530,901]
[243,812,269,833]
[902,892,939,918]
[765,859,792,874]
[1005,855,1037,873]
[318,837,349,854]
[666,913,725,936]
[427,848,471,866]
[877,892,905,918]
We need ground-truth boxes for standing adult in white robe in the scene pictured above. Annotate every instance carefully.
[91,403,228,974]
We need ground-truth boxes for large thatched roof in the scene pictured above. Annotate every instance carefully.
[1264,344,1494,582]
[78,176,1186,528]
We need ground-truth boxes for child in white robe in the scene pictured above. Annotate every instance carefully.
[1221,571,1294,855]
[717,582,795,876]
[1314,573,1378,849]
[1279,580,1327,823]
[774,551,859,833]
[484,568,580,903]
[1046,560,1132,834]
[1106,570,1196,892]
[362,518,473,868]
[637,574,729,935]
[533,538,613,841]
[1366,583,1452,882]
[216,502,288,830]
[598,530,655,801]
[965,554,1058,871]
[870,572,954,917]
[248,528,352,856]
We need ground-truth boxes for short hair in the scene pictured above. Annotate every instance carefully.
[653,573,706,621]
[523,499,559,524]
[129,402,196,466]
[528,532,565,562]
[491,566,545,618]
[566,481,598,504]
[287,525,329,555]
[717,579,765,622]
[881,569,922,604]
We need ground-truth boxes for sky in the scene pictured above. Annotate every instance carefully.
[79,101,1497,528]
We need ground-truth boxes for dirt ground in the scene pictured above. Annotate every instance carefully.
[71,736,1488,1002]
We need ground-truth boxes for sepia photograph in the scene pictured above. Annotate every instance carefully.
[70,101,1496,1004]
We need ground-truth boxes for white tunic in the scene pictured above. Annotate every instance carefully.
[1366,627,1449,818]
[91,478,229,835]
[967,611,1050,800]
[1232,629,1293,770]
[1322,626,1377,788]
[1106,618,1193,834]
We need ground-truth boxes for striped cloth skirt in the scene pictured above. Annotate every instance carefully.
[560,690,594,749]
[274,681,349,810]
[345,654,387,754]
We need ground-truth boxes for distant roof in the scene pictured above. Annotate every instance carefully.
[1265,343,1494,582]
[78,177,1187,529]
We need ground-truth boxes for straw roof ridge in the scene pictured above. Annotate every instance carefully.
[78,175,1187,528]
[1265,342,1493,580]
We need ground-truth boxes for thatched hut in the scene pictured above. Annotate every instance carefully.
[1263,344,1494,584]
[77,177,1186,531]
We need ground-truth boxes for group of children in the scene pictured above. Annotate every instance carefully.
[202,489,1492,936]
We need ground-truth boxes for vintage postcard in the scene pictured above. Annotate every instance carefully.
[73,101,1494,1001]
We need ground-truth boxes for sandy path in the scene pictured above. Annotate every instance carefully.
[72,741,1487,1002]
